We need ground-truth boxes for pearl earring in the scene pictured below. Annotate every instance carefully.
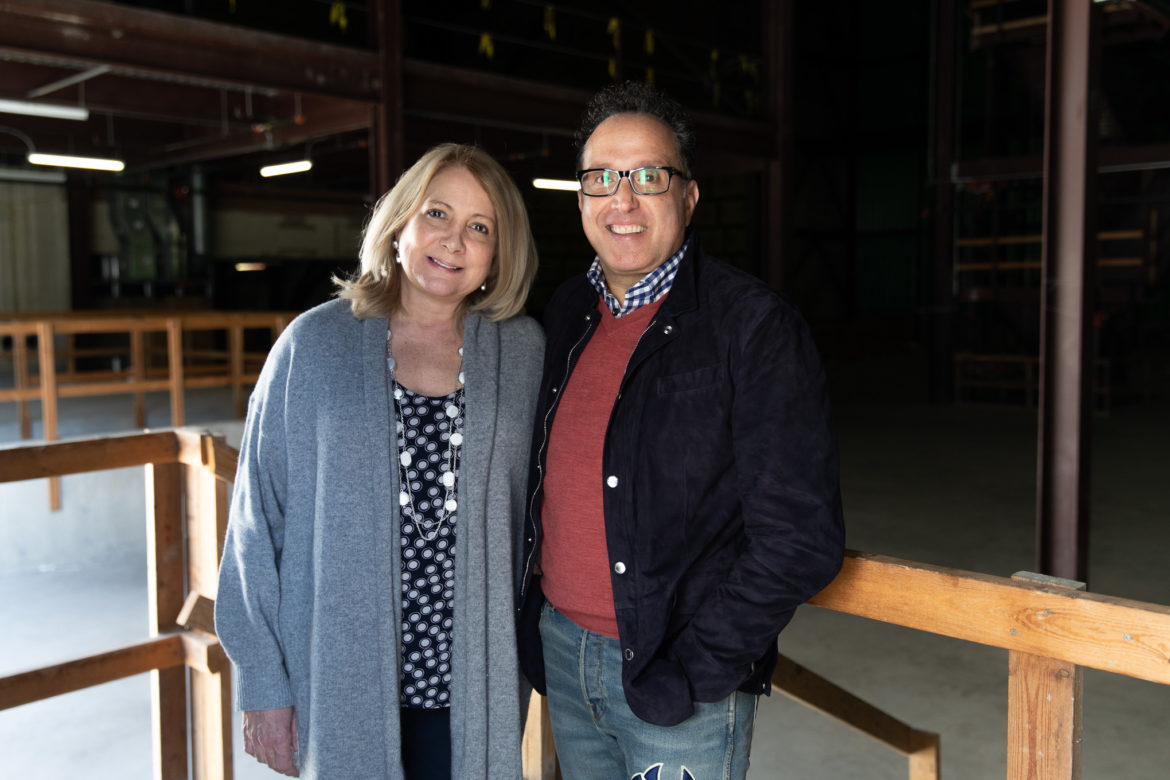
[480,283,487,291]
[392,239,401,264]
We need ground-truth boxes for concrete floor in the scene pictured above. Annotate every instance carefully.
[1,386,1168,778]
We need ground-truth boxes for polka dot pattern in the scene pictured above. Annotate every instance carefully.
[395,385,458,709]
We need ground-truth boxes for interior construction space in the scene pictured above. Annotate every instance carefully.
[2,1,1170,778]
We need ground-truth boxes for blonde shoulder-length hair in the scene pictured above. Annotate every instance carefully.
[334,143,538,322]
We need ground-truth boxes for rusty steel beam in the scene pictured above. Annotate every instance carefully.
[0,0,380,100]
[402,59,776,166]
[1036,0,1100,584]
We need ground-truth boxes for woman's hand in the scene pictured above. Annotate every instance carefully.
[243,707,299,776]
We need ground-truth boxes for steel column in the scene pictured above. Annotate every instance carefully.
[1036,0,1099,583]
[371,0,404,197]
[761,0,794,290]
[928,0,958,404]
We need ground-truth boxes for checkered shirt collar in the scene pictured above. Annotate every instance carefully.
[586,236,690,318]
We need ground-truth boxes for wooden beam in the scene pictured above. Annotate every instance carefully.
[1006,572,1085,779]
[190,665,233,780]
[809,551,1170,684]
[0,431,178,481]
[35,321,60,510]
[0,635,184,710]
[771,653,936,758]
[146,459,189,780]
[521,691,559,780]
[177,592,218,636]
[176,429,239,483]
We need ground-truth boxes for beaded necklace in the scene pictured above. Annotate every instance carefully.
[386,327,465,541]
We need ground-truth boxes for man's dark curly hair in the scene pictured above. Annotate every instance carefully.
[573,81,697,177]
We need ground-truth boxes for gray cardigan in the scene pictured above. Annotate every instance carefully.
[215,298,544,779]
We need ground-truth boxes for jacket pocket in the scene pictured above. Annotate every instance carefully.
[656,365,720,395]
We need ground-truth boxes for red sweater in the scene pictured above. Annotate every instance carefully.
[539,297,664,638]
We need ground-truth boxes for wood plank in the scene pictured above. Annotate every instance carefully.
[152,667,189,780]
[13,332,30,439]
[809,552,1170,684]
[181,631,229,675]
[146,459,188,780]
[177,592,217,636]
[56,379,173,396]
[230,325,245,419]
[771,653,933,757]
[522,691,559,780]
[0,431,178,482]
[1006,651,1082,779]
[176,429,239,483]
[908,732,940,780]
[185,439,230,602]
[0,635,184,710]
[166,318,185,427]
[190,666,233,780]
[132,328,147,428]
[35,322,60,510]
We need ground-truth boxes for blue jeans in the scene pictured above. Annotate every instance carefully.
[539,602,756,780]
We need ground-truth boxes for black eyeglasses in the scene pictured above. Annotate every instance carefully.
[576,166,688,197]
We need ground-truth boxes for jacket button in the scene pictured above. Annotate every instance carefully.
[623,648,634,661]
[613,561,626,574]
[606,475,619,488]
[663,324,674,335]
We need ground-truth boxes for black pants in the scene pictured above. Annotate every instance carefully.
[400,707,451,780]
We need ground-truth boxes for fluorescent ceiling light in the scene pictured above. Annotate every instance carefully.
[260,160,312,177]
[0,98,89,121]
[0,166,66,184]
[533,178,579,192]
[235,262,267,272]
[27,152,124,172]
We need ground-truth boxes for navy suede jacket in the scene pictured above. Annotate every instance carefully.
[517,236,846,727]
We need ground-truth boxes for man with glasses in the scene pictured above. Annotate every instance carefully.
[518,81,845,780]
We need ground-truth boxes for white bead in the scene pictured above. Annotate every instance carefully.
[442,471,455,487]
[400,452,411,466]
[400,491,409,506]
[445,404,459,419]
[458,371,465,384]
[450,432,463,446]
[394,387,404,400]
[606,475,619,488]
[445,498,458,512]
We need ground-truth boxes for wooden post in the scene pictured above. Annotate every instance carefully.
[1007,572,1085,779]
[166,318,185,427]
[35,322,60,510]
[132,327,147,428]
[185,432,233,780]
[908,731,941,780]
[13,331,31,439]
[146,460,189,779]
[229,324,245,419]
[522,691,559,780]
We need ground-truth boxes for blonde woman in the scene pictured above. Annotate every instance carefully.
[216,143,543,779]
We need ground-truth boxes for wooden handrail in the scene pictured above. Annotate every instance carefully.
[0,309,293,510]
[809,551,1170,685]
[0,429,236,780]
[5,432,1169,779]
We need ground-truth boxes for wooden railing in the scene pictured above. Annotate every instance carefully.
[0,429,237,780]
[0,310,296,509]
[4,431,1169,779]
